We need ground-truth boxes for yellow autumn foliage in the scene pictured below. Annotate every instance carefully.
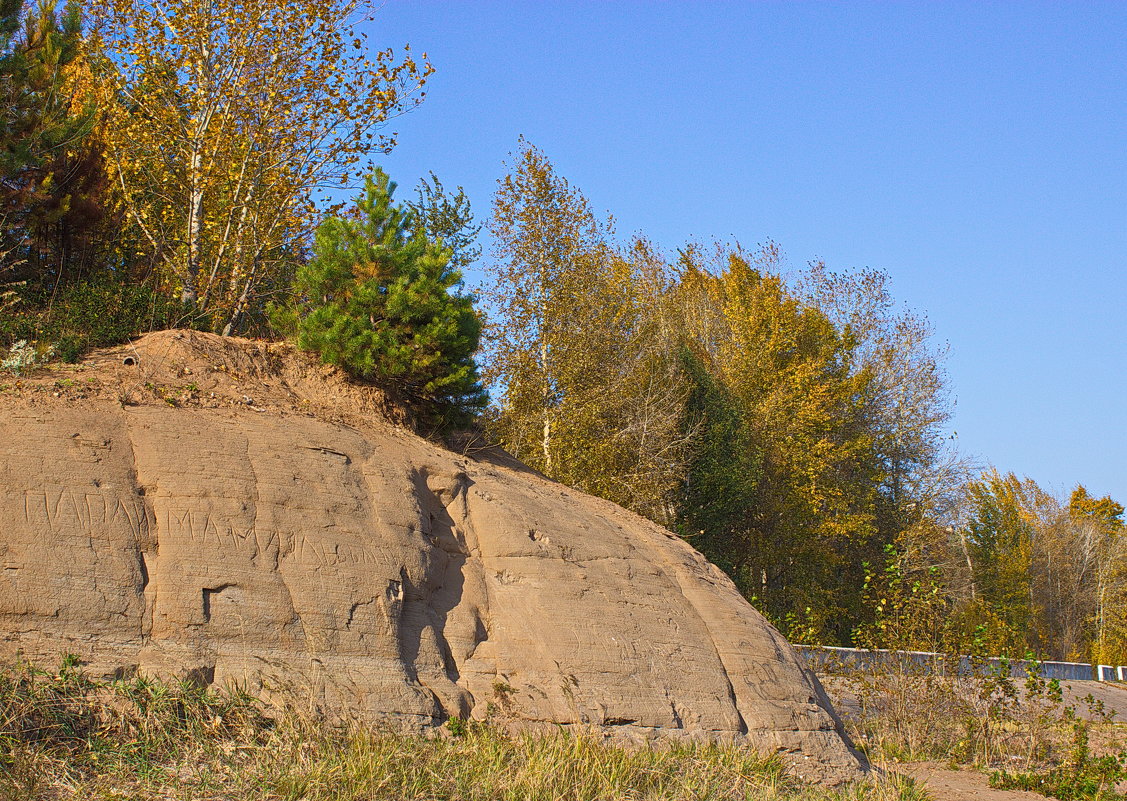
[84,0,432,332]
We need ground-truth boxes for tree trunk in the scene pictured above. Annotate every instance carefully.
[537,242,551,473]
[541,337,551,473]
[183,148,203,305]
[221,262,258,337]
[957,524,977,600]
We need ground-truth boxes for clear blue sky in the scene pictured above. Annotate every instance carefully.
[367,1,1127,505]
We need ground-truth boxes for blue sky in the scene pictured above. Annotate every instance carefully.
[367,1,1127,505]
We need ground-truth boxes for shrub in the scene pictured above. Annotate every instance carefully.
[0,276,208,364]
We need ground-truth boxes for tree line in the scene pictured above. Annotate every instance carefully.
[2,0,1122,663]
[480,140,1126,662]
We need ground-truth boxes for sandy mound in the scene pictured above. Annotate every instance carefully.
[0,328,411,427]
[0,331,865,783]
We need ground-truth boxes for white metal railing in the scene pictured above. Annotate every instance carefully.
[793,644,1112,682]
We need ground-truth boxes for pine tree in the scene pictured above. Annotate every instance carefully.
[0,0,107,287]
[408,172,481,271]
[281,168,487,429]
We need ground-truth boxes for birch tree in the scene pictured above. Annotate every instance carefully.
[798,261,965,525]
[484,139,609,474]
[949,474,1127,661]
[1069,486,1127,663]
[484,142,690,520]
[85,0,433,333]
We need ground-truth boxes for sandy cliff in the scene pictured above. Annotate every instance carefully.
[0,330,864,783]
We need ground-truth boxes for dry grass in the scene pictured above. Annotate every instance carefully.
[820,658,1127,772]
[0,657,928,801]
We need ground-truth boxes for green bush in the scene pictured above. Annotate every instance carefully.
[0,276,208,363]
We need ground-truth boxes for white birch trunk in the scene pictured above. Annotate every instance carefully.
[183,152,203,304]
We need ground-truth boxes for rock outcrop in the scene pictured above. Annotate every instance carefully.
[0,331,864,783]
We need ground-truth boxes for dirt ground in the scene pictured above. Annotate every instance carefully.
[899,762,1046,801]
[897,755,1127,801]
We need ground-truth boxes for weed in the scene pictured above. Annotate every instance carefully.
[1,340,52,375]
[1082,694,1118,724]
[991,722,1127,800]
[445,715,469,737]
[826,653,1088,769]
[0,277,211,363]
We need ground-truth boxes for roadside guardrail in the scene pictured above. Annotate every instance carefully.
[793,644,1110,682]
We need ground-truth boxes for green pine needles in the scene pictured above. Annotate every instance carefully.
[276,169,487,430]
